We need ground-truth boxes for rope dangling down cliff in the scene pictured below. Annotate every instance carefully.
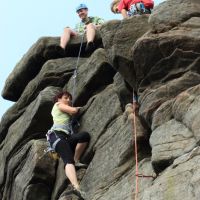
[126,92,156,200]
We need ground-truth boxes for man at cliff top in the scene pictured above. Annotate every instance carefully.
[111,0,154,19]
[60,3,104,53]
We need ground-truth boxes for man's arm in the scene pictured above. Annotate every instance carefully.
[121,9,129,18]
[117,0,129,19]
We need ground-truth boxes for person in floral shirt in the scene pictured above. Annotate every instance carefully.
[60,3,104,53]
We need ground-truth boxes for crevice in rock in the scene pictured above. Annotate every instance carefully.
[74,63,116,106]
[152,159,173,174]
[2,144,32,200]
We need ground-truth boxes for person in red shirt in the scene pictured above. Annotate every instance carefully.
[113,0,154,18]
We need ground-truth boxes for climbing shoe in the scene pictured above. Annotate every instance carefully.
[75,161,88,168]
[72,187,86,200]
[85,41,95,53]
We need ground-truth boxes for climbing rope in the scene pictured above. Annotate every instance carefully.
[131,92,139,200]
[72,31,85,106]
[130,91,156,200]
[70,31,85,134]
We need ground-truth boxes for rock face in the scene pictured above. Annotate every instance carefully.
[1,0,200,199]
[101,15,150,87]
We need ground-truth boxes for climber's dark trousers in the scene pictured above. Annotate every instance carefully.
[54,131,90,166]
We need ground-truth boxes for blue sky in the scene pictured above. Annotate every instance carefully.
[0,0,165,120]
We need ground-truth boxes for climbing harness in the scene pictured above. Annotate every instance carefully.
[44,130,61,160]
[46,130,61,150]
[130,91,156,200]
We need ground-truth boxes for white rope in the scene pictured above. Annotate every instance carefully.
[72,32,85,106]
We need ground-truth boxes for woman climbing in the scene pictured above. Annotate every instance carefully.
[48,91,90,199]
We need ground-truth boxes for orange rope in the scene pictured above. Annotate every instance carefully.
[131,96,156,200]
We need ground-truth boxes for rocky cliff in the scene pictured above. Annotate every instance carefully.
[1,0,200,199]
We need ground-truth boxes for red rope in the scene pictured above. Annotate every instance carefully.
[131,96,156,200]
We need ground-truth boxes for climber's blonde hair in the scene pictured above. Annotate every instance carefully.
[110,0,120,13]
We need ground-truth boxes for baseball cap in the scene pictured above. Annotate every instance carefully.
[76,3,88,12]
